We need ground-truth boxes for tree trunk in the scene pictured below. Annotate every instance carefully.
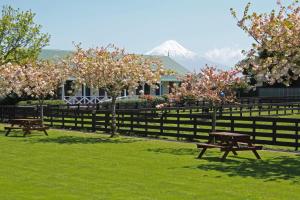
[212,106,217,132]
[110,96,117,137]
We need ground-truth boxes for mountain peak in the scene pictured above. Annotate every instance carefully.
[146,40,196,59]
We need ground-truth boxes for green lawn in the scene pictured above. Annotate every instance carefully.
[0,125,300,200]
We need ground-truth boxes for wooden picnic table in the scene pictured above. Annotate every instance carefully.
[196,132,262,161]
[5,118,48,136]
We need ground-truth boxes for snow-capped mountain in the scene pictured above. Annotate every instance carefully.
[146,40,197,59]
[146,40,223,72]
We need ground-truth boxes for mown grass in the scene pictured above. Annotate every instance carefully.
[0,124,300,200]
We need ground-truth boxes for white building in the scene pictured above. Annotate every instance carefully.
[40,50,190,104]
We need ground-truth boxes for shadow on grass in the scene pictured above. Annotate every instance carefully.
[35,135,139,144]
[0,130,46,137]
[0,128,140,143]
[148,147,300,182]
[147,147,198,156]
[184,155,300,183]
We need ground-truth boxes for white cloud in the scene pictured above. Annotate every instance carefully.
[203,47,244,66]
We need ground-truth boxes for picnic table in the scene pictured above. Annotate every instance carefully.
[196,132,262,161]
[5,118,49,136]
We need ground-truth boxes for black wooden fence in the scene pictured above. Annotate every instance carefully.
[0,103,299,150]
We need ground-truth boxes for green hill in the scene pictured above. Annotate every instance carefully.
[39,49,73,60]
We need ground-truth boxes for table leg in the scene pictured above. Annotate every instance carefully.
[197,148,207,159]
[252,150,261,159]
[231,150,238,156]
[247,142,261,159]
[197,137,214,159]
[227,141,239,156]
[23,129,31,137]
[221,150,230,161]
[221,141,234,161]
[5,129,11,136]
[231,143,238,155]
[5,122,17,136]
[225,140,238,156]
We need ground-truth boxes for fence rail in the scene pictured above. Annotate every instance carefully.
[0,102,300,150]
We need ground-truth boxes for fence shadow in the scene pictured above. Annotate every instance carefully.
[0,130,7,135]
[36,135,139,144]
[184,155,300,183]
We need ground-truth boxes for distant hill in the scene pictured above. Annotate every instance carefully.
[39,49,73,60]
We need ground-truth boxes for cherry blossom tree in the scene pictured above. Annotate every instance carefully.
[69,45,165,137]
[231,0,300,86]
[0,63,20,96]
[0,61,69,121]
[168,66,245,131]
[168,73,200,105]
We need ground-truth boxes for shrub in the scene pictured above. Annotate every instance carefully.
[100,96,167,109]
[17,100,66,105]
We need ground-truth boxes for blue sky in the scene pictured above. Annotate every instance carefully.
[0,0,290,64]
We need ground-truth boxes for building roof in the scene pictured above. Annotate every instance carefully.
[160,75,180,82]
[39,49,189,80]
[142,55,189,75]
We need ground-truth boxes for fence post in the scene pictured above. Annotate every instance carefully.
[117,111,120,130]
[219,106,223,117]
[0,106,3,122]
[122,112,125,126]
[240,107,242,117]
[74,109,78,129]
[13,106,16,119]
[272,121,276,145]
[130,112,134,133]
[230,118,234,132]
[177,109,180,140]
[193,116,197,140]
[49,106,53,127]
[62,109,65,128]
[105,111,109,133]
[160,112,164,137]
[92,110,96,132]
[145,111,148,136]
[296,122,299,151]
[284,105,287,115]
[252,120,256,141]
[81,111,84,129]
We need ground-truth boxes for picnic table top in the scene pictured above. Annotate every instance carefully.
[209,132,250,138]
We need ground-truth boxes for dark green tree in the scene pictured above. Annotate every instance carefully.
[0,6,50,65]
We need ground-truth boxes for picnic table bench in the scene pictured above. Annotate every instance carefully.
[5,119,49,137]
[196,132,262,161]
